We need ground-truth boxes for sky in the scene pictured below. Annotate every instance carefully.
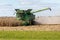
[0,0,60,17]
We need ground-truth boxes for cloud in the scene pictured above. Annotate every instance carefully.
[20,2,31,5]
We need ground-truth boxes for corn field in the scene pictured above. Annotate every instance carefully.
[0,17,22,26]
[0,17,60,31]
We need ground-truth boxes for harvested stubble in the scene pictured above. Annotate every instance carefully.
[0,17,22,26]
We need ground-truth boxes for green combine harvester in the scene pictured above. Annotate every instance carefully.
[15,8,51,26]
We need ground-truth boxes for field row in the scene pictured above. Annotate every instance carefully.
[0,24,60,31]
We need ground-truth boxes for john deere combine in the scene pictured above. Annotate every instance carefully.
[15,8,51,26]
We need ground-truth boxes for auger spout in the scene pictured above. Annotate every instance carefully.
[31,8,51,13]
